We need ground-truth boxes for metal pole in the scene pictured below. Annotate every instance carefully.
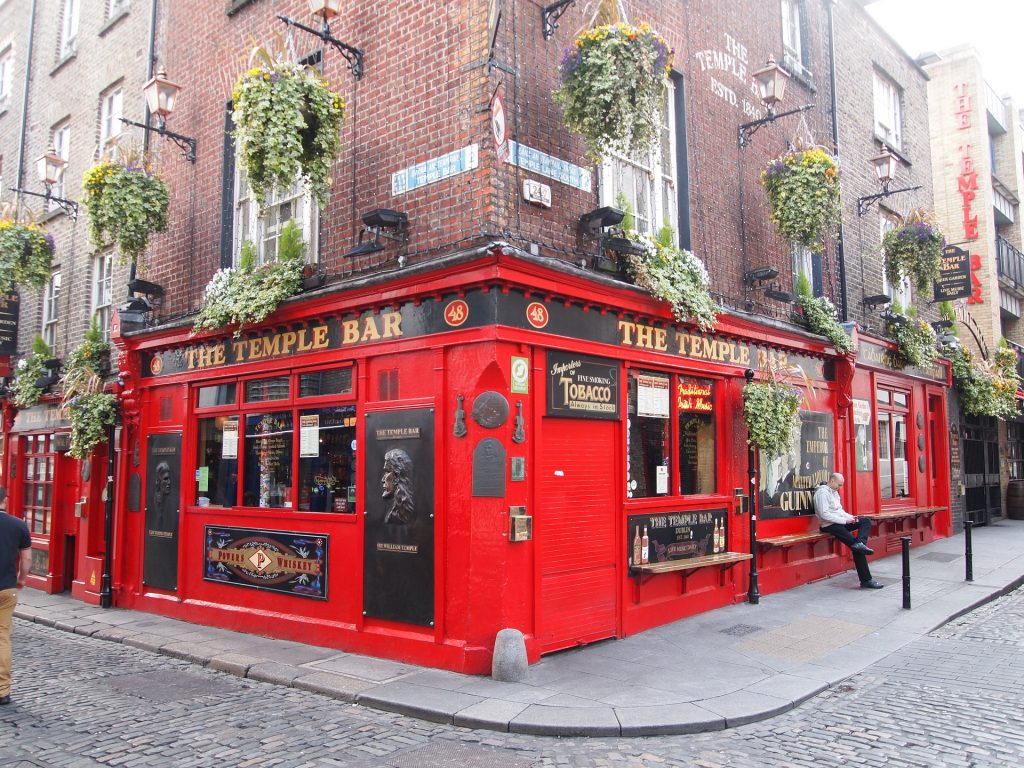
[964,519,974,582]
[900,536,911,610]
[744,368,760,605]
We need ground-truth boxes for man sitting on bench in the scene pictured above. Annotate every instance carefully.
[813,472,884,590]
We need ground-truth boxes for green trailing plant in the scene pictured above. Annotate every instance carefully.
[61,315,116,459]
[81,147,169,267]
[623,225,718,331]
[760,145,841,252]
[885,303,937,368]
[232,47,346,208]
[794,271,853,354]
[554,22,672,161]
[0,207,56,290]
[11,335,53,408]
[193,220,306,337]
[938,301,955,323]
[742,362,803,459]
[948,340,1020,419]
[883,209,944,293]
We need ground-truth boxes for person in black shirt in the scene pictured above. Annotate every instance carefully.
[0,487,31,705]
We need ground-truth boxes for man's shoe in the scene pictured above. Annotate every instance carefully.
[0,695,10,705]
[860,580,884,589]
[851,542,875,555]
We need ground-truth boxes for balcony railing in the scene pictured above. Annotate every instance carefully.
[997,236,1024,290]
[985,82,1008,134]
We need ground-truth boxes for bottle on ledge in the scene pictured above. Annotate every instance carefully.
[641,526,650,564]
[633,525,642,566]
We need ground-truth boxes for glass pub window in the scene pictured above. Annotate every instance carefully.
[877,386,910,499]
[677,376,716,495]
[22,434,55,534]
[627,370,671,498]
[297,405,357,513]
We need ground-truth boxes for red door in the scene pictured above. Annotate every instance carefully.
[536,417,619,653]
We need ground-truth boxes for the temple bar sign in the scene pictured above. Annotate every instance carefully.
[934,244,972,301]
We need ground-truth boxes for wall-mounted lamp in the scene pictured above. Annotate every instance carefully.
[8,144,80,219]
[744,266,780,286]
[541,0,576,40]
[34,358,61,390]
[738,57,814,148]
[119,68,197,162]
[579,206,624,238]
[863,294,892,310]
[277,1,364,79]
[930,319,954,332]
[344,208,408,259]
[856,146,921,216]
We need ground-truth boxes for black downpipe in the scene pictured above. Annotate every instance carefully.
[14,0,38,197]
[825,0,848,321]
[99,427,116,608]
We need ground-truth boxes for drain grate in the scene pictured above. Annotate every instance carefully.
[720,623,763,637]
[916,551,961,563]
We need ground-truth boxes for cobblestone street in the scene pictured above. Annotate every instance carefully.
[3,587,1024,767]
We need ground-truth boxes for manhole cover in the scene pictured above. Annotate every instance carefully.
[102,669,238,702]
[720,623,762,637]
[917,552,961,563]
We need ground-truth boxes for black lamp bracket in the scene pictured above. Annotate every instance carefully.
[738,103,814,148]
[857,184,922,216]
[278,14,363,79]
[120,117,197,163]
[541,0,576,40]
[9,186,79,220]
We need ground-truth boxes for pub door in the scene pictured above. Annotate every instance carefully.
[536,417,619,654]
[962,417,1000,525]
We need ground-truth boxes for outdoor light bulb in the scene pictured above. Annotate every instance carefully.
[308,0,341,20]
[36,144,66,186]
[143,67,181,120]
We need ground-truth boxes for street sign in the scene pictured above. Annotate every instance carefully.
[491,85,509,163]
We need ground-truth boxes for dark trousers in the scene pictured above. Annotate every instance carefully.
[821,518,873,583]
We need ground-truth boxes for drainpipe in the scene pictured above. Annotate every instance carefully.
[14,0,38,202]
[825,0,848,321]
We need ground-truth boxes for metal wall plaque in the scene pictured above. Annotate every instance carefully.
[510,456,525,481]
[144,432,182,591]
[472,438,506,497]
[363,408,435,626]
[471,391,509,428]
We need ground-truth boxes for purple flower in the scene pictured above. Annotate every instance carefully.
[764,159,788,179]
[43,233,56,251]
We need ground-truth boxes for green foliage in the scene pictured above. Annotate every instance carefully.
[949,340,1021,419]
[193,222,306,336]
[554,23,672,161]
[81,155,169,267]
[760,146,841,252]
[886,306,937,368]
[66,392,118,460]
[0,209,55,290]
[883,213,944,293]
[938,301,955,322]
[61,315,112,445]
[796,293,853,354]
[12,335,53,408]
[232,55,346,209]
[742,365,802,459]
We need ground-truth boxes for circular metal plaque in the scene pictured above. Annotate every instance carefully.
[471,391,510,429]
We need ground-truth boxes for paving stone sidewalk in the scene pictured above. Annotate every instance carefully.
[15,520,1024,737]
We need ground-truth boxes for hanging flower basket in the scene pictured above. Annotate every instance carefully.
[232,55,346,209]
[11,335,54,408]
[883,213,943,293]
[82,153,169,267]
[794,272,853,354]
[554,22,672,161]
[0,217,55,290]
[193,221,306,337]
[742,367,802,459]
[948,341,1020,419]
[761,146,841,252]
[885,307,937,368]
[622,230,717,331]
[66,392,118,460]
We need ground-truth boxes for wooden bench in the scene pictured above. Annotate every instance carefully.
[862,507,946,550]
[757,530,834,564]
[863,506,945,524]
[631,551,751,589]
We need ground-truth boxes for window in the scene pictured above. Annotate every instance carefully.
[99,86,123,150]
[599,77,677,240]
[780,0,808,76]
[49,123,71,208]
[92,253,113,342]
[194,366,357,513]
[873,70,903,150]
[793,244,822,297]
[22,434,55,535]
[881,211,911,309]
[59,0,79,59]
[42,272,60,348]
[627,370,718,498]
[877,387,910,499]
[0,47,12,109]
[1009,422,1024,482]
[233,172,317,267]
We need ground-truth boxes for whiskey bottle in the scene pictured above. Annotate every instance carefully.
[641,526,650,564]
[633,526,642,566]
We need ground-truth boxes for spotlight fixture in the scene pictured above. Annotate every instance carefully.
[863,294,892,309]
[930,319,954,331]
[603,236,646,257]
[343,239,385,258]
[744,267,780,285]
[343,209,409,259]
[938,332,961,349]
[579,206,625,237]
[764,287,793,303]
[127,278,164,297]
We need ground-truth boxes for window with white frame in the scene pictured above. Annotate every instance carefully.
[42,272,61,348]
[233,171,317,267]
[49,122,71,209]
[92,253,113,342]
[780,0,804,74]
[793,243,816,295]
[99,86,123,151]
[0,47,12,109]
[881,211,911,310]
[599,77,677,240]
[873,70,903,151]
[60,0,79,59]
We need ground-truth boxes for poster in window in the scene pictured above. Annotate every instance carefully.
[222,419,238,458]
[637,374,670,418]
[363,408,435,626]
[144,432,182,591]
[758,411,833,520]
[299,414,320,457]
[852,398,874,473]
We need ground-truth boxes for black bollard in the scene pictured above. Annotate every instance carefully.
[900,536,912,610]
[964,519,974,582]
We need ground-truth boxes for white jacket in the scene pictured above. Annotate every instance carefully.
[813,484,855,526]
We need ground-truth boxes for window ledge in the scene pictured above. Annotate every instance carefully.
[50,51,76,77]
[875,136,911,167]
[41,207,65,224]
[99,7,130,37]
[782,55,816,95]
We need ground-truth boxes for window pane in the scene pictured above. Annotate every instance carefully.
[243,411,293,508]
[627,371,670,498]
[878,413,892,498]
[196,417,239,506]
[244,376,290,402]
[197,384,237,408]
[297,406,357,513]
[893,392,908,408]
[678,377,715,495]
[299,368,353,398]
[893,414,908,497]
[876,389,891,405]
